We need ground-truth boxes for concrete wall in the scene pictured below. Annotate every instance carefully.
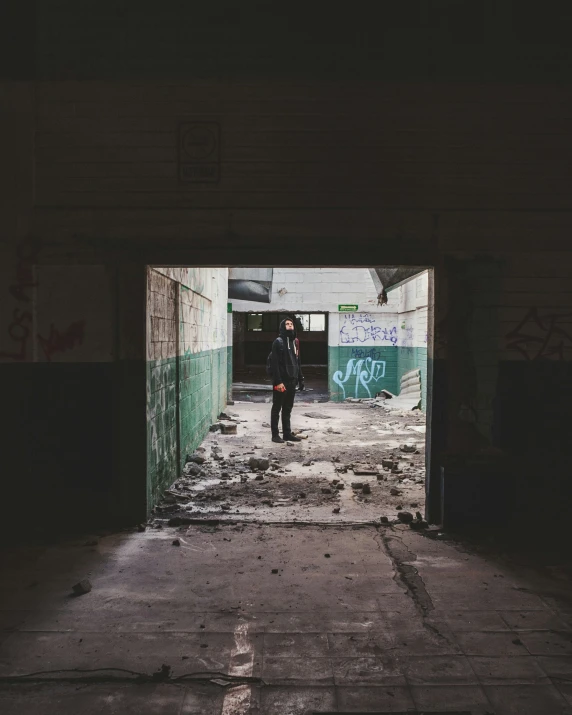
[147,267,228,507]
[230,268,382,313]
[393,271,430,410]
[3,4,572,531]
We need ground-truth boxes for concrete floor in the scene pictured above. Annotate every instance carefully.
[2,402,572,713]
[156,401,426,524]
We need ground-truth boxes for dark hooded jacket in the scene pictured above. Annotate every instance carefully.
[271,319,303,385]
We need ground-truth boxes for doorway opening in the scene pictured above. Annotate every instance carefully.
[146,266,433,525]
[234,311,329,403]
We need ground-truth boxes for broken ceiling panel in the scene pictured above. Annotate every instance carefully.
[369,267,427,293]
[228,268,273,303]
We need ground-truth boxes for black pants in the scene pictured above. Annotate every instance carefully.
[271,381,296,435]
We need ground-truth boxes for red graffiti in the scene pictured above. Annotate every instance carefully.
[505,308,572,361]
[0,238,41,361]
[37,320,86,362]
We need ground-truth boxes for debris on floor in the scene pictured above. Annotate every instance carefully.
[149,398,426,526]
[72,579,92,596]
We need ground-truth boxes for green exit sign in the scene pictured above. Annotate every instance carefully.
[227,302,233,313]
[338,304,358,312]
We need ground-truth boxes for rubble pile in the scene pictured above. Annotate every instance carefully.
[149,399,427,526]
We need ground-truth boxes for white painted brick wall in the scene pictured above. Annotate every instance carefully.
[230,267,428,349]
[229,268,386,314]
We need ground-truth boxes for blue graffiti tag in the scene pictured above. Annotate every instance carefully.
[333,358,386,399]
[350,347,383,360]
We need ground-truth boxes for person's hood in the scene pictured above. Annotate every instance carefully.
[279,318,297,340]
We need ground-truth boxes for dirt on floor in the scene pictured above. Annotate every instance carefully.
[153,396,427,526]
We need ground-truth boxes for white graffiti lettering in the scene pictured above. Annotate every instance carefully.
[333,358,386,399]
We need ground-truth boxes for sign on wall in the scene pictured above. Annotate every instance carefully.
[178,122,221,184]
[338,304,358,312]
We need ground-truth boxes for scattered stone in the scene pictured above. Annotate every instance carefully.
[168,516,193,526]
[172,539,181,546]
[382,459,394,469]
[351,482,364,489]
[321,488,332,494]
[399,444,416,453]
[262,422,270,428]
[209,423,222,432]
[353,464,379,476]
[186,454,205,465]
[183,463,201,477]
[221,423,238,435]
[362,484,371,495]
[299,492,307,498]
[397,511,414,524]
[286,441,294,446]
[390,487,402,496]
[333,507,340,514]
[303,412,332,419]
[218,412,232,420]
[302,460,313,467]
[271,569,278,574]
[396,504,403,510]
[335,483,345,490]
[324,553,331,558]
[72,579,92,596]
[255,474,264,481]
[258,458,270,470]
[380,516,389,524]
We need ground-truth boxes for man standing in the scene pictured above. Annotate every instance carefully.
[270,317,304,443]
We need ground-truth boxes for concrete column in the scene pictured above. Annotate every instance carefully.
[113,262,148,524]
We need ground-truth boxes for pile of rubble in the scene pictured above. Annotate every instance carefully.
[146,400,428,527]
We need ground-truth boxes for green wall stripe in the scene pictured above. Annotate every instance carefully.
[147,346,227,510]
[328,345,427,410]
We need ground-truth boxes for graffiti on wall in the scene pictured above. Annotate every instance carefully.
[401,323,414,347]
[37,320,86,362]
[340,314,398,345]
[333,357,386,399]
[505,308,572,360]
[350,347,383,360]
[0,238,41,361]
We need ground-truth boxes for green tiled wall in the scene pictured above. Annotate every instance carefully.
[328,345,427,410]
[147,346,228,509]
[147,356,178,508]
[227,346,233,402]
[329,346,398,401]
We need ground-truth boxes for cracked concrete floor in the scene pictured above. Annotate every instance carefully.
[1,520,572,714]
